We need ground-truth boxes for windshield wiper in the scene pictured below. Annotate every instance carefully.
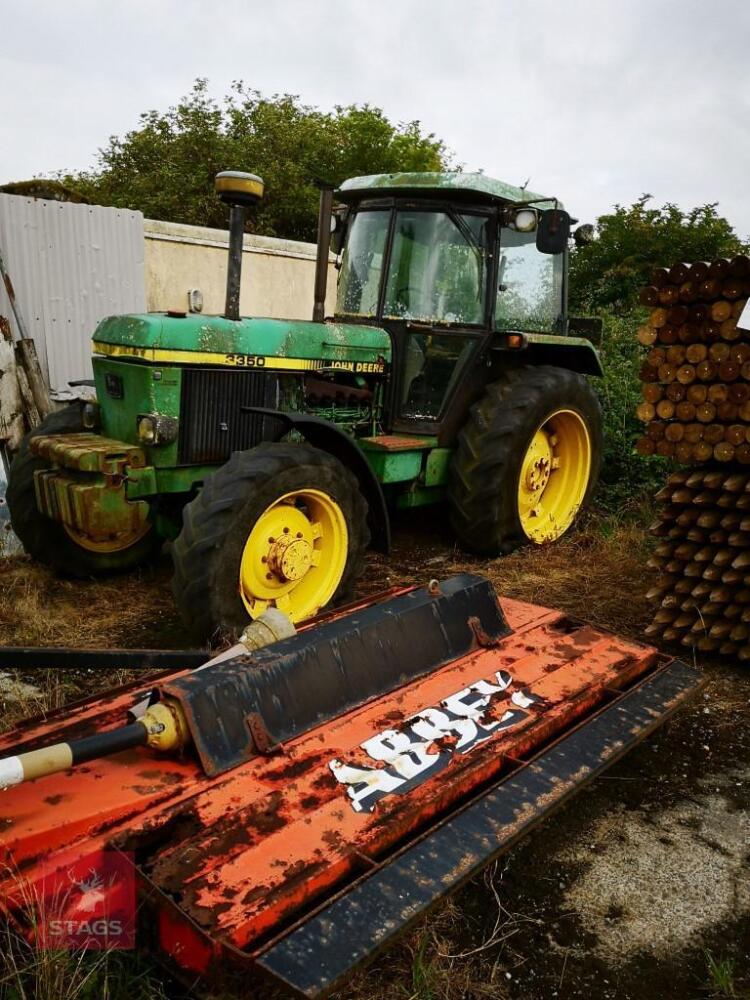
[449,211,484,258]
[449,210,486,294]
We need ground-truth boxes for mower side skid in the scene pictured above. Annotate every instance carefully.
[256,657,703,998]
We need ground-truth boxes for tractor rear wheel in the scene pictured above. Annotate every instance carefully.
[448,365,602,555]
[170,442,369,640]
[7,404,157,575]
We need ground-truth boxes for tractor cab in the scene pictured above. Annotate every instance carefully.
[331,173,580,437]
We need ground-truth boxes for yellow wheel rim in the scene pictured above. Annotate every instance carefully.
[63,519,150,554]
[517,408,592,544]
[239,488,348,623]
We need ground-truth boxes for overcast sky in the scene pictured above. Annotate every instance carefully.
[2,0,750,237]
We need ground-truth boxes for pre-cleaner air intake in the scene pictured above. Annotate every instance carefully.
[214,171,265,320]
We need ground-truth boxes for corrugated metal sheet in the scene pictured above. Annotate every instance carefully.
[0,195,145,393]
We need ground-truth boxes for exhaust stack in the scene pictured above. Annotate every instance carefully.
[312,183,334,323]
[214,171,265,320]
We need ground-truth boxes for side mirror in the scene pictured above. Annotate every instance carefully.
[330,207,349,256]
[573,223,596,246]
[536,208,571,255]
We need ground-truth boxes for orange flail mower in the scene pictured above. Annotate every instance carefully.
[0,575,703,997]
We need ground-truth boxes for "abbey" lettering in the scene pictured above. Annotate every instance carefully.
[329,670,541,813]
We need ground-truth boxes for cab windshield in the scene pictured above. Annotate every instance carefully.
[337,208,491,326]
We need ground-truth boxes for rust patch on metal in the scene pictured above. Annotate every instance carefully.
[136,769,185,785]
[245,791,286,837]
[371,709,404,727]
[150,791,287,900]
[261,751,328,782]
[360,435,429,451]
[312,769,338,791]
[468,615,502,648]
[322,828,345,851]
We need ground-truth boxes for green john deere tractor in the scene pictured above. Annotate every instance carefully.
[8,170,603,638]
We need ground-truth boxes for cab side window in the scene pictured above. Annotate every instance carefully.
[495,229,563,332]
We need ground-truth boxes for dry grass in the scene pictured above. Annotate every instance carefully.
[0,513,653,653]
[470,519,654,638]
[365,511,654,641]
[0,556,181,650]
[333,861,541,1000]
[1,929,113,1000]
[0,670,69,731]
[0,555,185,731]
[0,933,167,1000]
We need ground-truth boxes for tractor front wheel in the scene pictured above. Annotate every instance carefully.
[448,365,602,555]
[170,442,369,640]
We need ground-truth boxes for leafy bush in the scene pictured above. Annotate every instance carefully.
[591,311,669,516]
[570,196,744,314]
[61,80,448,242]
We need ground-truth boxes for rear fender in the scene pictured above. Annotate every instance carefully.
[242,407,390,554]
[492,334,603,377]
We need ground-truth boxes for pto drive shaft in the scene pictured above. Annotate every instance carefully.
[0,609,295,791]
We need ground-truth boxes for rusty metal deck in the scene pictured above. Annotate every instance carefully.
[0,587,704,995]
[257,658,700,997]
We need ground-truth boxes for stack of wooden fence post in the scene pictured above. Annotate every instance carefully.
[639,255,750,657]
[635,255,750,462]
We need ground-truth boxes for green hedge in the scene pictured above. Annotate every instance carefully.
[591,311,669,516]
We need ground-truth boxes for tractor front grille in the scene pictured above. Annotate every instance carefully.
[178,367,280,464]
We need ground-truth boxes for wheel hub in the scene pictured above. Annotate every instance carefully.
[239,488,349,623]
[522,432,553,498]
[267,534,313,582]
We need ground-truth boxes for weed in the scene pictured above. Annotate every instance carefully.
[593,311,671,515]
[409,932,437,1000]
[705,950,739,998]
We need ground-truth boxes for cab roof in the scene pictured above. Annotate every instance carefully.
[336,171,558,209]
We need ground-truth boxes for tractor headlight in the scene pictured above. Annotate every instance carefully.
[512,209,538,233]
[138,416,156,445]
[137,414,178,447]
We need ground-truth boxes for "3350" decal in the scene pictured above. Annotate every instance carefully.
[224,353,267,367]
